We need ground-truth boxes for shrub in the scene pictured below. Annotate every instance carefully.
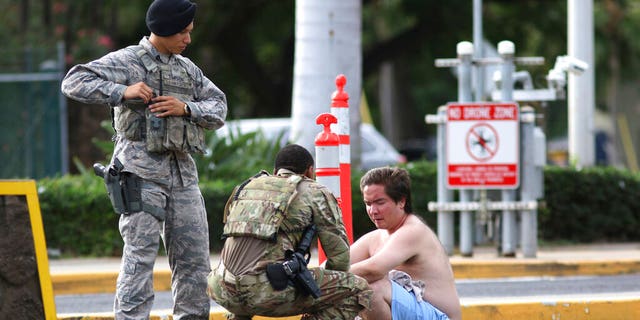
[540,166,640,242]
[38,171,122,256]
[37,162,640,256]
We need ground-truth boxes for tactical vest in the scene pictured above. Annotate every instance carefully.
[223,172,304,242]
[113,45,206,154]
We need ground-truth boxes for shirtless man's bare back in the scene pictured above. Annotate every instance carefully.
[350,167,461,320]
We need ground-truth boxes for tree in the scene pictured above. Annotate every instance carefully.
[291,0,362,167]
[6,0,640,171]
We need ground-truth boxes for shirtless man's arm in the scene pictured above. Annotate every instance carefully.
[350,222,424,283]
[350,222,428,320]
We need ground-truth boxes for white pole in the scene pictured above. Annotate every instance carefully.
[291,0,361,157]
[473,0,484,101]
[458,41,474,257]
[498,40,517,257]
[568,0,595,166]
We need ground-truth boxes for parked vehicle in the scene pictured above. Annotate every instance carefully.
[216,118,406,170]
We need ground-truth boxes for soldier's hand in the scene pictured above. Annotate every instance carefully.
[149,95,188,117]
[123,82,154,103]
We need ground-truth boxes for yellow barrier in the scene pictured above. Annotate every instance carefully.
[0,180,57,319]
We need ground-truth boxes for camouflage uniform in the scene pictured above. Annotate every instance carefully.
[61,36,227,320]
[207,169,371,320]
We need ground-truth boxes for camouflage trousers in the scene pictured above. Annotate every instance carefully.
[113,176,211,320]
[207,264,371,320]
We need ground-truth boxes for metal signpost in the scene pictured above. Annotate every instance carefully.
[431,0,592,259]
[0,42,68,178]
[427,40,551,258]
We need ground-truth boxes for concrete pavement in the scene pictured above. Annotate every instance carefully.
[50,242,640,319]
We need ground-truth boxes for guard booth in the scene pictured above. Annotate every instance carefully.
[0,42,68,179]
[425,40,578,258]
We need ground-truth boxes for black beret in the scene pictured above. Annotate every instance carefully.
[146,0,196,37]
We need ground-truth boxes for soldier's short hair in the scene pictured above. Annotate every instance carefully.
[275,144,314,174]
[360,167,413,213]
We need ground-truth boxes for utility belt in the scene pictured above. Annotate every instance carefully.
[114,99,205,154]
[93,159,165,220]
[217,263,269,286]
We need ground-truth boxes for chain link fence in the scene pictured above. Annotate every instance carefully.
[0,42,67,179]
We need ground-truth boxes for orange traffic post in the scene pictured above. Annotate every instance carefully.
[330,74,353,244]
[314,113,340,264]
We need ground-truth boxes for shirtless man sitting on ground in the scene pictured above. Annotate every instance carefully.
[350,167,461,320]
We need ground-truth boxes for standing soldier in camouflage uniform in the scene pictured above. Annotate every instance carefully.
[208,144,371,320]
[61,0,227,319]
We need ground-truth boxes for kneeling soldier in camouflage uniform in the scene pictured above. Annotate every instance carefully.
[208,144,371,319]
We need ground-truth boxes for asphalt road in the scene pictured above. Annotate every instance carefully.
[55,273,640,314]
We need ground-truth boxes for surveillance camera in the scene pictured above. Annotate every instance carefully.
[546,69,565,84]
[556,56,589,75]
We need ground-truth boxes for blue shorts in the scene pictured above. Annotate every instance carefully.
[391,280,449,320]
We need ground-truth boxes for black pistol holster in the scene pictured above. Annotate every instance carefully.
[266,224,322,299]
[93,158,143,215]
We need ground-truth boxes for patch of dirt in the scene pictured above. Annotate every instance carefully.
[0,196,44,319]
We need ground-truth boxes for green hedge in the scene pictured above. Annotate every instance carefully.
[38,173,122,256]
[37,162,640,257]
[540,166,640,242]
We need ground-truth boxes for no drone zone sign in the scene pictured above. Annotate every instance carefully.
[446,102,520,189]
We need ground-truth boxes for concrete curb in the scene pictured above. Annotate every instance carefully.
[51,259,640,295]
[461,295,640,320]
[56,297,640,320]
[52,270,172,295]
[52,252,640,319]
[452,258,640,279]
[57,306,300,320]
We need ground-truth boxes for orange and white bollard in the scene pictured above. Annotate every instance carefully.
[330,74,353,244]
[315,113,341,196]
[314,113,340,264]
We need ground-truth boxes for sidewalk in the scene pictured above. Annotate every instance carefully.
[450,242,640,279]
[51,242,640,319]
